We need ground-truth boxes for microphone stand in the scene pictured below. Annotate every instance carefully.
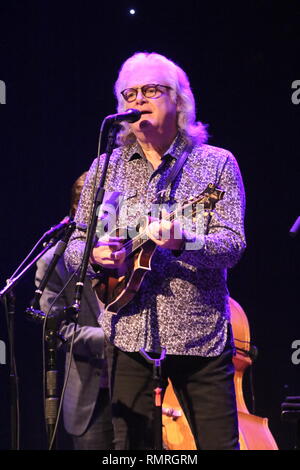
[27,221,76,315]
[65,121,121,324]
[0,221,74,450]
[0,111,138,451]
[140,348,167,450]
[3,288,19,450]
[65,109,141,320]
[26,221,76,449]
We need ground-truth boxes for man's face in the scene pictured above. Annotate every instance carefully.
[121,63,178,139]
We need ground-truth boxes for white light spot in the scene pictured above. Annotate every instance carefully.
[129,9,135,15]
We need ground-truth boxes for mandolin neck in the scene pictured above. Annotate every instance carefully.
[121,184,223,259]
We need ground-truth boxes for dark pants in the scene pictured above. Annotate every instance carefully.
[71,388,114,450]
[106,329,239,450]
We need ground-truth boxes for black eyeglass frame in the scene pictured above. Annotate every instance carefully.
[121,84,172,103]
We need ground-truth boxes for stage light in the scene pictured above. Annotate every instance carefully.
[129,9,136,15]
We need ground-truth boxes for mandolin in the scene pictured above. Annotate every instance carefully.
[94,183,224,315]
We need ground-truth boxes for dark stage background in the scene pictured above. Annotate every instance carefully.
[0,0,299,450]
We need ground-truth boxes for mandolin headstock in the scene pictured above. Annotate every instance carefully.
[178,184,225,219]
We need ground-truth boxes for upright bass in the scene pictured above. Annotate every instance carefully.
[162,297,278,450]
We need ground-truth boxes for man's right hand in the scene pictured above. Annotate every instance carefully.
[90,236,126,268]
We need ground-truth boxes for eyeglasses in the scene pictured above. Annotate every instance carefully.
[121,84,172,103]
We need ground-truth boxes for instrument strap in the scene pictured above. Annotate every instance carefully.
[156,144,191,204]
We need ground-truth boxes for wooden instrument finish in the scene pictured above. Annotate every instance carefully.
[162,297,278,450]
[230,298,278,450]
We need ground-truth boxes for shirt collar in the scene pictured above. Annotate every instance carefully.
[125,131,188,162]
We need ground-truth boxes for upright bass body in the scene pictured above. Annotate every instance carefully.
[162,297,278,450]
[230,298,278,450]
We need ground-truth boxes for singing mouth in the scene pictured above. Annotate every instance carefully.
[138,110,152,127]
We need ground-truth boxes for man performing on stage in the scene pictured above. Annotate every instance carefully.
[65,52,246,450]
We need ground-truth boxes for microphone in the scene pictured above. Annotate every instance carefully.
[43,220,70,240]
[105,108,141,123]
[289,216,300,237]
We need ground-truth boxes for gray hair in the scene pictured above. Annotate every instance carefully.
[114,52,208,146]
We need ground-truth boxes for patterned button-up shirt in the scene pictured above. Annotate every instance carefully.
[64,132,246,356]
